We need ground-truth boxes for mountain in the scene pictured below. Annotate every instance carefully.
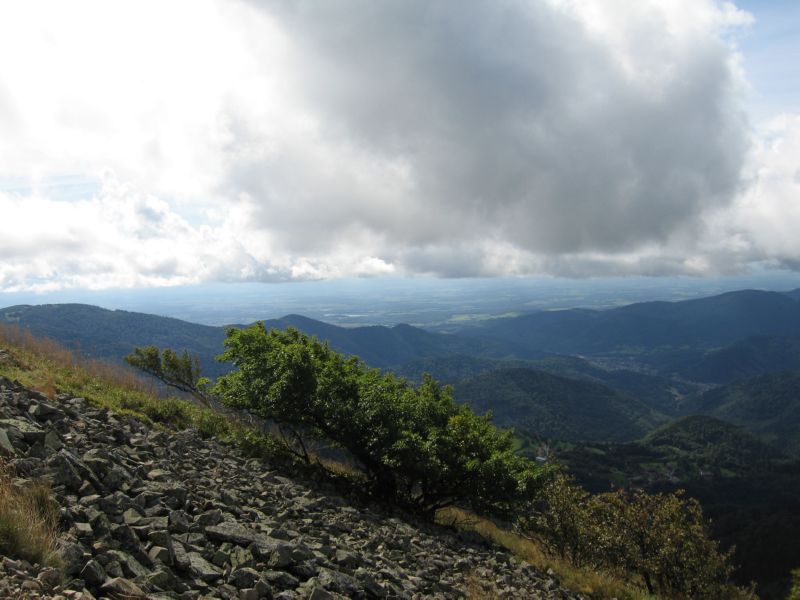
[453,367,667,443]
[391,354,533,383]
[458,289,800,358]
[0,303,522,377]
[395,354,697,415]
[270,314,530,367]
[680,334,800,384]
[682,371,800,455]
[0,303,229,376]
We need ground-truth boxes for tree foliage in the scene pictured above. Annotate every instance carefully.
[125,346,211,406]
[789,568,800,600]
[518,473,747,599]
[212,324,550,515]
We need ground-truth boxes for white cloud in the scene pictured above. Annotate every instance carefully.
[1,0,795,291]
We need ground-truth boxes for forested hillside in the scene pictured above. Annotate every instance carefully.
[682,371,800,455]
[453,368,667,443]
[680,335,800,384]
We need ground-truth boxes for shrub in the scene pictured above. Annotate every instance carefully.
[517,473,595,566]
[518,475,746,598]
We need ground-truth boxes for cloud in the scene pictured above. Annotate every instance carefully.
[2,0,793,291]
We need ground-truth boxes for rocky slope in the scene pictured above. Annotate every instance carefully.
[0,374,580,599]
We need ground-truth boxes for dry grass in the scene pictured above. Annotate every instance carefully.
[0,324,293,467]
[437,506,654,600]
[0,460,62,569]
[0,323,157,396]
[462,572,503,599]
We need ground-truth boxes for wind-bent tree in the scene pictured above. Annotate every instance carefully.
[125,346,212,407]
[212,323,551,515]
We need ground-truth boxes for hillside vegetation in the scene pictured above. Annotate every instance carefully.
[683,371,800,455]
[453,368,667,443]
[680,335,800,384]
[395,354,696,415]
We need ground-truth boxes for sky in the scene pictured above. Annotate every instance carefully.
[1,0,799,293]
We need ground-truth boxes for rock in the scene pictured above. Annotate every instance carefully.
[44,429,64,452]
[100,576,146,598]
[73,521,94,538]
[187,553,222,582]
[229,546,255,570]
[30,401,64,421]
[316,568,360,597]
[61,542,87,577]
[149,545,172,565]
[196,508,223,526]
[0,428,16,456]
[37,566,62,589]
[205,522,262,546]
[147,468,171,481]
[172,541,192,572]
[80,560,106,587]
[122,507,142,525]
[0,418,45,443]
[355,570,386,598]
[169,509,190,533]
[229,567,260,588]
[45,453,83,490]
[142,567,181,592]
[255,579,274,598]
[307,586,334,600]
[262,570,299,590]
[333,549,359,568]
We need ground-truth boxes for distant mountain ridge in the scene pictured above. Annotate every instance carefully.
[0,303,525,377]
[459,289,800,356]
[0,303,229,376]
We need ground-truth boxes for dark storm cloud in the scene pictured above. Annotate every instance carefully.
[227,0,748,272]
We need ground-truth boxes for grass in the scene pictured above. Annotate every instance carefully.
[0,460,62,570]
[437,506,655,600]
[462,572,503,599]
